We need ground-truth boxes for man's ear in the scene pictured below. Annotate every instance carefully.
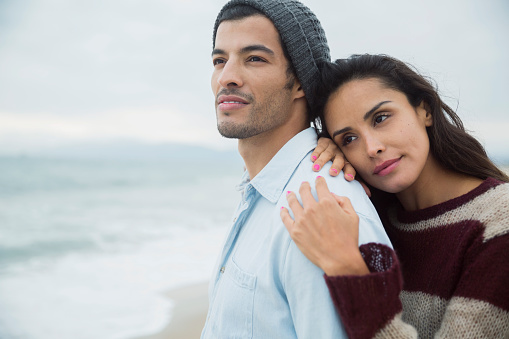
[293,79,305,99]
[417,101,433,127]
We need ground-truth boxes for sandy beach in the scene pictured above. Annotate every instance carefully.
[134,282,209,339]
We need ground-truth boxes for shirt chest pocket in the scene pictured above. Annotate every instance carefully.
[208,257,257,339]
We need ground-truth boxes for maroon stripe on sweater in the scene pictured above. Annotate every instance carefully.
[387,219,485,299]
[454,232,509,311]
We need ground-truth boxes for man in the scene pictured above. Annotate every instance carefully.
[201,1,391,338]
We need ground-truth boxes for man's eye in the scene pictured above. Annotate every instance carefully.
[213,58,225,66]
[247,56,265,62]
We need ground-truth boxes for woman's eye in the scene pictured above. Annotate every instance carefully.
[342,135,357,146]
[374,114,389,125]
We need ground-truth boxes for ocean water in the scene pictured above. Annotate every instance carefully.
[0,156,243,339]
[1,156,506,339]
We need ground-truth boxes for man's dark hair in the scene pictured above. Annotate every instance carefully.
[216,5,297,84]
[213,0,331,122]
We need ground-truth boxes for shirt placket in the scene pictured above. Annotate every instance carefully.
[214,184,257,284]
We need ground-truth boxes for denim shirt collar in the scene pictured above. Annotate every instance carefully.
[237,127,317,204]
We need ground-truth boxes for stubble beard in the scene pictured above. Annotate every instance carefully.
[217,76,295,140]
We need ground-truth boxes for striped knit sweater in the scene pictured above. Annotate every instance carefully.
[325,178,509,338]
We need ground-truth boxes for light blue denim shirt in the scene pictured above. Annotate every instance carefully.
[201,127,392,339]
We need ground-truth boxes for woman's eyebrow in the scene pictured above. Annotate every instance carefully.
[363,101,391,121]
[331,101,392,139]
[332,127,351,139]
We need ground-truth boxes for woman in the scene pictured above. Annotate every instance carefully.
[280,54,509,338]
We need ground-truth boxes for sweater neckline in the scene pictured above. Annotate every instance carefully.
[396,177,502,223]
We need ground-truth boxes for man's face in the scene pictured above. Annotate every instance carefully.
[211,15,299,139]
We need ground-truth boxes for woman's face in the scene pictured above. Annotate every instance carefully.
[324,78,433,194]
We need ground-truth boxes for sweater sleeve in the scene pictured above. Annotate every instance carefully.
[324,243,416,339]
[325,233,509,339]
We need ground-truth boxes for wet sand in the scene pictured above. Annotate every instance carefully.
[133,282,208,339]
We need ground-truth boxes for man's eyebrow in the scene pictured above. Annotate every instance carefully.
[331,101,392,139]
[240,44,275,55]
[211,45,275,58]
[211,48,225,57]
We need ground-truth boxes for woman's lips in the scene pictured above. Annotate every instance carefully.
[373,158,401,176]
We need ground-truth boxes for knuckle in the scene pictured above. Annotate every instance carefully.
[303,205,317,218]
[291,228,303,241]
[333,156,345,164]
[328,143,339,151]
[287,195,298,206]
[337,197,347,205]
[315,143,326,151]
[321,198,335,209]
[318,137,330,145]
[323,150,334,159]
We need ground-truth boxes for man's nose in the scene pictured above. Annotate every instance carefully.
[217,60,244,88]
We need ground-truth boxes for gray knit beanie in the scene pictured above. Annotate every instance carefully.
[212,0,330,109]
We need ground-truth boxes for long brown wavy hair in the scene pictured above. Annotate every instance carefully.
[314,54,508,183]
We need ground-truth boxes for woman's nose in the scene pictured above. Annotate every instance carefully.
[365,135,385,157]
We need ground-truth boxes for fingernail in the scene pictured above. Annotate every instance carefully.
[313,164,320,171]
[317,176,322,179]
[280,206,285,210]
[287,191,292,195]
[301,181,308,185]
[311,155,317,161]
[346,174,354,180]
[331,168,338,174]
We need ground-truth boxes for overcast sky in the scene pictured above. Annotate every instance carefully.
[0,0,508,161]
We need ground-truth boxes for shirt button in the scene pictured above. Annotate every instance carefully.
[220,266,225,274]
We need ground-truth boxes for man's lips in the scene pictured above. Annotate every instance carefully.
[373,158,401,176]
[217,95,249,110]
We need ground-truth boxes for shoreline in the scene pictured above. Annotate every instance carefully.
[131,168,509,339]
[133,282,209,339]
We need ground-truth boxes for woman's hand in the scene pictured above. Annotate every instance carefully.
[311,137,371,197]
[280,177,369,276]
[311,137,356,181]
